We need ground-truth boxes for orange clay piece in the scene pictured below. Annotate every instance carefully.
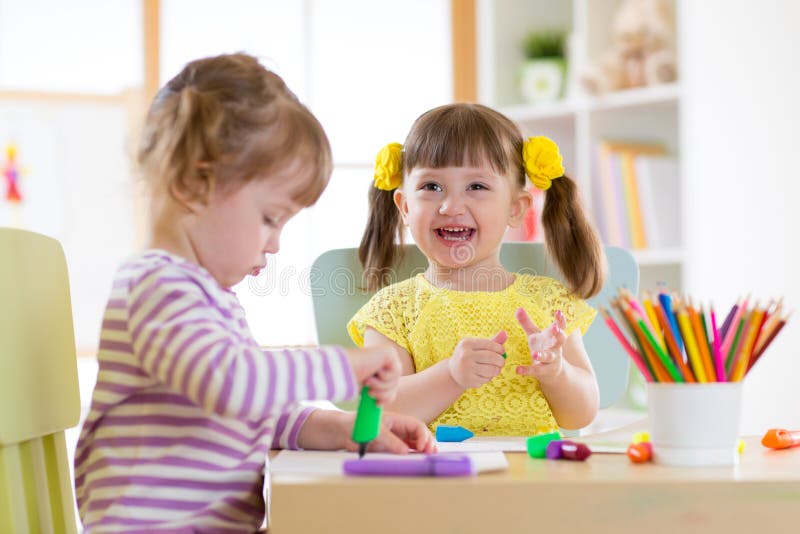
[762,428,800,449]
[627,442,653,463]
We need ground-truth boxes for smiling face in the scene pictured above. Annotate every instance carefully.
[394,164,531,276]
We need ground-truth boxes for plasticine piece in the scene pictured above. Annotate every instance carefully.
[560,441,592,461]
[627,442,653,464]
[546,440,566,459]
[435,425,474,442]
[526,431,562,459]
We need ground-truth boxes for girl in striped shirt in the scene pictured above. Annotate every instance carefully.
[74,53,434,533]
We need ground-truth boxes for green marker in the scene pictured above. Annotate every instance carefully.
[351,385,382,458]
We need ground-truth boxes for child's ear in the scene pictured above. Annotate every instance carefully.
[170,163,215,212]
[393,188,409,224]
[508,188,533,228]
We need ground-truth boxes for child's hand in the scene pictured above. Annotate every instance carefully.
[447,331,507,389]
[344,346,401,406]
[515,308,568,381]
[343,411,437,455]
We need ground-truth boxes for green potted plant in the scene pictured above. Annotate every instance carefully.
[519,29,568,104]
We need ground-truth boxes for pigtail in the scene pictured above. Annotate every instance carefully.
[358,185,404,291]
[170,88,221,200]
[541,175,607,299]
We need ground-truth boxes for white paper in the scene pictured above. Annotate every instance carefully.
[270,450,508,477]
[435,436,628,454]
[435,436,529,453]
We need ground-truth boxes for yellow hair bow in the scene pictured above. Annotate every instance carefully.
[522,136,564,190]
[373,142,403,191]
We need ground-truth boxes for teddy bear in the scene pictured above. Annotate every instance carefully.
[581,0,678,94]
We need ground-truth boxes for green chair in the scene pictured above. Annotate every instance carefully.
[310,242,638,409]
[0,228,80,533]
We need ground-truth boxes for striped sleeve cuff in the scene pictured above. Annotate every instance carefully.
[272,405,317,450]
[326,345,358,402]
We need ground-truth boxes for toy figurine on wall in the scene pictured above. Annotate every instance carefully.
[2,144,23,204]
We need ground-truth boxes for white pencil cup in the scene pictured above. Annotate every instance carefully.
[647,382,742,467]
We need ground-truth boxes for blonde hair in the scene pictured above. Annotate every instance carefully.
[137,53,331,206]
[359,103,606,298]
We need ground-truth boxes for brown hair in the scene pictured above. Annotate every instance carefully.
[358,103,606,298]
[137,53,331,206]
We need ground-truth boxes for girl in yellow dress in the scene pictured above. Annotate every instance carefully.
[348,103,607,436]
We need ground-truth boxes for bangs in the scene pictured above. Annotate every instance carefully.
[403,104,523,179]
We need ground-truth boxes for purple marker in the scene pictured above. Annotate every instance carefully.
[343,454,474,477]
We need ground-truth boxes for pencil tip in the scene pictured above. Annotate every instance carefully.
[358,443,367,458]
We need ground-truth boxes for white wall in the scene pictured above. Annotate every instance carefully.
[680,0,800,433]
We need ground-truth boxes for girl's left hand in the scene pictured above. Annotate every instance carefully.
[343,411,437,455]
[514,308,568,381]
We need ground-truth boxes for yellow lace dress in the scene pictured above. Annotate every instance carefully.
[348,273,596,436]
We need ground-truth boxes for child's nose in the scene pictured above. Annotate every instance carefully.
[438,195,466,215]
[263,231,281,254]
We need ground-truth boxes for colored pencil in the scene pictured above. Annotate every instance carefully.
[620,300,672,382]
[658,291,683,353]
[621,288,662,350]
[731,306,765,382]
[601,307,654,382]
[634,309,684,382]
[699,310,717,378]
[721,297,748,358]
[688,301,716,382]
[605,289,788,384]
[748,314,788,372]
[725,314,747,377]
[752,300,782,356]
[710,305,726,382]
[641,291,665,349]
[676,301,708,382]
[719,299,739,341]
[611,299,656,379]
[653,299,696,382]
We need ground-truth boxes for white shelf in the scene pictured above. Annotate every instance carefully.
[502,83,681,123]
[502,99,577,122]
[584,83,681,112]
[632,248,685,266]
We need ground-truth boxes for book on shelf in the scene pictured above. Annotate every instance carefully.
[592,141,679,250]
[635,154,680,248]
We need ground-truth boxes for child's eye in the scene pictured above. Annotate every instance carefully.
[420,182,442,192]
[468,183,489,191]
[263,215,276,226]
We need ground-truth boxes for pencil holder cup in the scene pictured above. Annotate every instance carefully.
[647,382,742,467]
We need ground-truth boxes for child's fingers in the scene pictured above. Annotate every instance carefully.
[515,364,537,377]
[381,414,436,454]
[532,350,557,364]
[491,330,508,345]
[474,362,503,379]
[370,428,409,454]
[515,307,541,335]
[550,324,567,347]
[526,332,555,352]
[554,310,567,331]
[474,351,507,368]
[469,338,506,355]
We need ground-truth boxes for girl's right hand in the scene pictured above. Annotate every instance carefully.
[447,331,507,389]
[344,346,401,406]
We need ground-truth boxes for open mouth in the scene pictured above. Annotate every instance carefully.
[435,226,475,242]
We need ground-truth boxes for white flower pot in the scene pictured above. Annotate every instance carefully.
[519,58,566,104]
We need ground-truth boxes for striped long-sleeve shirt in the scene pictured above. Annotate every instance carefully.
[74,250,357,532]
